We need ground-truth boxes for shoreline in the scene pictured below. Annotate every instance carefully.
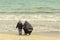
[0,33,60,40]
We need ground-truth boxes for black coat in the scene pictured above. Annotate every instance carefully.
[16,22,23,29]
[23,21,33,31]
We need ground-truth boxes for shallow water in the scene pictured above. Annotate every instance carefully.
[0,13,60,34]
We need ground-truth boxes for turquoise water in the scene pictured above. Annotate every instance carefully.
[0,0,60,12]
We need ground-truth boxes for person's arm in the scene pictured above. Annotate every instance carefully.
[16,23,18,28]
[23,23,26,29]
[16,26,17,28]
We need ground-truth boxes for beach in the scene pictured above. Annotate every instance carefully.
[0,33,59,40]
[0,0,60,40]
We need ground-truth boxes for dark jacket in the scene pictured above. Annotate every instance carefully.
[16,22,23,29]
[23,21,33,31]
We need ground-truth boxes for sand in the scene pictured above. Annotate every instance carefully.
[0,33,60,40]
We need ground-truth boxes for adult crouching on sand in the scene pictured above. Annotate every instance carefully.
[16,21,23,35]
[23,21,33,35]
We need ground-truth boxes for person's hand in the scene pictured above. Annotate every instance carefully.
[16,27,17,28]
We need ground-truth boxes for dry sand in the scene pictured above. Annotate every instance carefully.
[0,33,60,40]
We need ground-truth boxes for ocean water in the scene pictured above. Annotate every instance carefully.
[0,0,60,34]
[0,0,60,12]
[0,13,60,34]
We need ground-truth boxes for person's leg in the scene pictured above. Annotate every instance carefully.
[29,31,32,35]
[25,32,27,35]
[24,29,28,35]
[18,29,22,35]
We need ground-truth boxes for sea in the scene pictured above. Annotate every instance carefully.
[0,0,60,35]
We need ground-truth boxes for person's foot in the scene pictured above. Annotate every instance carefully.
[29,33,31,35]
[25,33,27,35]
[24,33,27,35]
[19,33,22,35]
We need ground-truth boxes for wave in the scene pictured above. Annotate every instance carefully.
[0,14,60,33]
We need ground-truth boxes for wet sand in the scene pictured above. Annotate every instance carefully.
[0,33,60,40]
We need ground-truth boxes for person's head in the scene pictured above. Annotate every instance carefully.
[25,21,28,23]
[18,20,22,24]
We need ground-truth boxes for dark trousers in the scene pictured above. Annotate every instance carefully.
[24,29,32,35]
[18,29,22,35]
